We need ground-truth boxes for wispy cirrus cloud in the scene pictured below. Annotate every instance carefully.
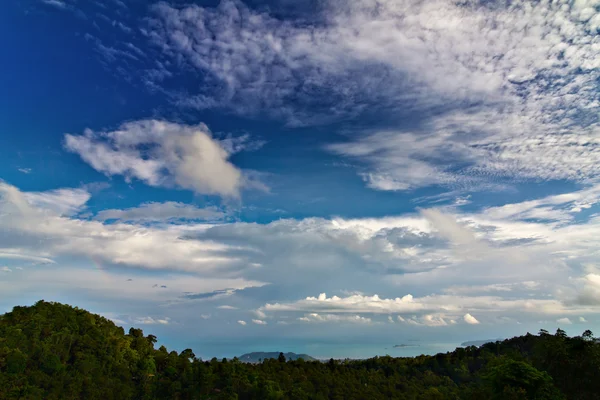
[39,0,86,19]
[95,201,226,223]
[41,0,68,10]
[133,316,170,325]
[23,187,91,216]
[144,0,599,191]
[0,182,242,272]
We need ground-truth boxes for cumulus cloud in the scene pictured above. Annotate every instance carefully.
[237,320,247,325]
[463,313,480,325]
[184,187,600,318]
[260,292,584,320]
[574,273,600,305]
[421,208,485,250]
[5,179,600,333]
[217,305,238,310]
[64,120,254,197]
[253,309,267,319]
[399,314,450,327]
[579,317,587,323]
[252,319,267,325]
[556,317,572,325]
[95,202,225,223]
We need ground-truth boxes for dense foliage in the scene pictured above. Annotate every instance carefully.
[1,301,599,399]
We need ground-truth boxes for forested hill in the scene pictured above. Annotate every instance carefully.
[1,301,600,399]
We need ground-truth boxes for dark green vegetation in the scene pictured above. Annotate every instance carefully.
[1,301,599,399]
[237,352,316,363]
[460,339,503,347]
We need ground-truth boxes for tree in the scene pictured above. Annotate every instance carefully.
[484,359,564,400]
[582,330,594,341]
[6,300,600,400]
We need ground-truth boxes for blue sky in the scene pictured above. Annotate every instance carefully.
[1,0,600,359]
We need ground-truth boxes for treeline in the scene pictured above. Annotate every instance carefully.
[1,301,599,399]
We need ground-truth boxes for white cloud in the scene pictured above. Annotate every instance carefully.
[0,182,245,272]
[17,168,31,174]
[0,251,55,265]
[133,316,170,325]
[420,208,487,255]
[146,0,506,122]
[0,265,264,304]
[217,305,238,310]
[95,202,225,223]
[556,317,572,325]
[147,0,599,189]
[579,316,587,323]
[1,266,12,273]
[41,0,67,9]
[252,319,267,325]
[23,188,91,216]
[401,314,450,327]
[5,179,600,334]
[97,312,127,326]
[237,320,247,325]
[261,292,582,319]
[463,313,480,325]
[64,120,250,197]
[200,314,211,319]
[443,282,538,296]
[253,309,267,319]
[574,273,600,305]
[483,184,600,223]
[297,313,371,324]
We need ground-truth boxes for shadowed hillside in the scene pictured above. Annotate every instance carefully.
[1,301,599,399]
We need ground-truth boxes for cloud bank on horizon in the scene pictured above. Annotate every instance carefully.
[0,0,599,358]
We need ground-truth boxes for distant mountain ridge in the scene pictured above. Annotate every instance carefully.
[237,352,316,363]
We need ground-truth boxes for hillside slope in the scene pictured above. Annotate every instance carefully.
[1,301,599,399]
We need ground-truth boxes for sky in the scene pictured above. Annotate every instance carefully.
[0,0,599,360]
